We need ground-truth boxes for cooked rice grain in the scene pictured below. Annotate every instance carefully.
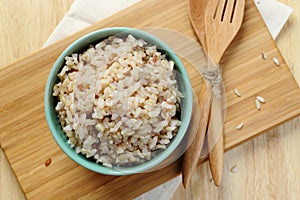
[53,34,183,167]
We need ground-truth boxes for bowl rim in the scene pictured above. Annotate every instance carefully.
[44,27,193,175]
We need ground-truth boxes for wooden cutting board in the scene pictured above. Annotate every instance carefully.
[1,0,300,199]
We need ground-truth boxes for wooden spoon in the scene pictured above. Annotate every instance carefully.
[205,0,245,186]
[182,0,211,188]
[188,0,208,50]
[182,82,211,188]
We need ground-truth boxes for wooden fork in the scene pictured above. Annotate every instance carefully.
[205,0,245,186]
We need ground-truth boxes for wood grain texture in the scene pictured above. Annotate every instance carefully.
[0,1,74,200]
[173,0,300,199]
[182,83,211,188]
[188,0,208,50]
[204,0,246,186]
[1,0,300,199]
[205,0,245,62]
[184,0,212,188]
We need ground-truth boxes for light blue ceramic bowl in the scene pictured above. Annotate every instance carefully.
[44,27,193,175]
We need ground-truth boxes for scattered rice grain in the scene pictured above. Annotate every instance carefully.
[256,96,265,103]
[235,122,244,130]
[272,57,280,66]
[234,88,241,97]
[44,158,52,167]
[261,51,267,60]
[230,165,239,173]
[255,99,261,110]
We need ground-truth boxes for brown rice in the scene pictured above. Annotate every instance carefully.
[53,35,183,167]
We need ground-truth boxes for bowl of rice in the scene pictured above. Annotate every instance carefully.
[44,27,193,175]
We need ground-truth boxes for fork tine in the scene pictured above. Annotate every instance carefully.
[205,0,245,62]
[205,0,217,19]
[232,0,245,23]
[214,0,225,21]
[223,0,236,22]
[206,0,221,21]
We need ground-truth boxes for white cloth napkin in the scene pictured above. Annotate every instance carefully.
[44,0,292,199]
[254,0,292,39]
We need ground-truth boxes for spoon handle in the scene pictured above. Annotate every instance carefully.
[182,82,211,188]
